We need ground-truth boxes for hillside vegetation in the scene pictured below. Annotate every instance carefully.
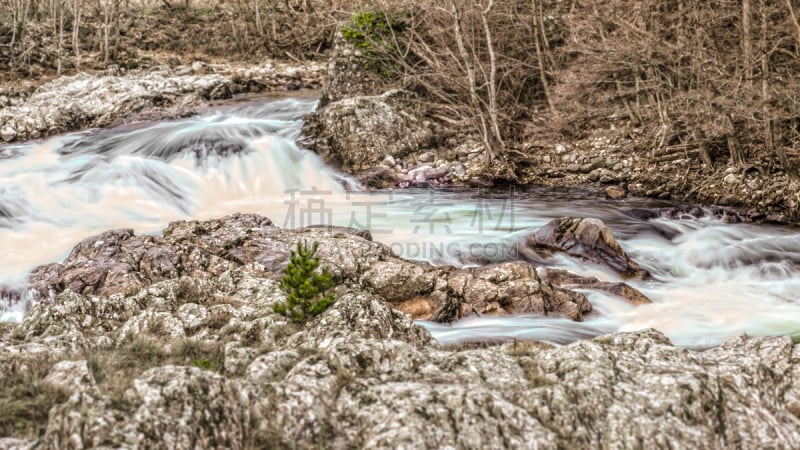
[2,0,799,178]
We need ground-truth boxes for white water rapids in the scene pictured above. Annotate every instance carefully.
[1,96,799,347]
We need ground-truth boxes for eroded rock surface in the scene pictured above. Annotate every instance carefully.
[538,267,651,305]
[3,273,799,449]
[301,89,433,173]
[524,217,648,278]
[28,213,588,323]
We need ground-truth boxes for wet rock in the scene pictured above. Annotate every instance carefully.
[361,260,592,322]
[605,185,627,200]
[538,268,651,305]
[26,214,597,329]
[28,213,390,300]
[356,165,398,188]
[524,217,648,278]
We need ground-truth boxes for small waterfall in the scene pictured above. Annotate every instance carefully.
[2,96,799,349]
[0,98,355,288]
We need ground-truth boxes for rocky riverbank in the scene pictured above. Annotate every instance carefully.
[299,35,800,225]
[1,213,799,449]
[0,60,325,144]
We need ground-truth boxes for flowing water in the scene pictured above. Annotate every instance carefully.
[1,95,799,347]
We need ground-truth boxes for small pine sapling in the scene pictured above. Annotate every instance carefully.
[273,240,336,323]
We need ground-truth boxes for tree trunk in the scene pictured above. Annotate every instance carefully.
[72,0,82,69]
[480,0,505,155]
[760,0,794,176]
[452,4,495,162]
[785,0,800,50]
[532,0,556,116]
[742,0,753,87]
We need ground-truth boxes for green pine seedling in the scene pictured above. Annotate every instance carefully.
[273,240,336,323]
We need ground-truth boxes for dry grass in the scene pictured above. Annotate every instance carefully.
[0,355,68,439]
[87,335,225,411]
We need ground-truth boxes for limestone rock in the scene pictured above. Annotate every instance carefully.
[0,62,326,144]
[300,90,433,172]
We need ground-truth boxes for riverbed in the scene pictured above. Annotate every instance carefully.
[2,96,799,347]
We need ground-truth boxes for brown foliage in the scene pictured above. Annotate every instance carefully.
[548,0,800,173]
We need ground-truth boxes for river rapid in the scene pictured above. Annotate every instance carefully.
[1,96,799,348]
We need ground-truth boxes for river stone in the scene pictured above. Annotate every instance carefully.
[524,217,648,278]
[605,185,627,199]
[300,89,433,172]
[538,267,651,305]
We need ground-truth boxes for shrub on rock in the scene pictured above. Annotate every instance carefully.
[273,241,336,323]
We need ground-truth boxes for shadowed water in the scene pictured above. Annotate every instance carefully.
[1,96,799,348]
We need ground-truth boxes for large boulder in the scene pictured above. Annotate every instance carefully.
[360,260,592,323]
[6,282,800,450]
[524,217,648,278]
[300,89,433,172]
[28,214,591,325]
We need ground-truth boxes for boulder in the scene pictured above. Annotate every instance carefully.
[318,32,382,106]
[524,217,648,278]
[300,90,433,172]
[27,214,596,327]
[360,260,592,322]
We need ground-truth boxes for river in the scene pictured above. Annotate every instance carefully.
[1,96,799,348]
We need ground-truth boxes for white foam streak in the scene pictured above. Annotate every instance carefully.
[1,97,799,349]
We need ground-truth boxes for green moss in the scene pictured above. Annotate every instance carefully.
[340,11,405,78]
[192,358,216,371]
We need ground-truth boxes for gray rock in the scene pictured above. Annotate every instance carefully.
[301,90,433,172]
[0,62,325,144]
[524,217,648,278]
[7,214,800,449]
[6,241,800,449]
[418,151,435,163]
[605,185,627,200]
